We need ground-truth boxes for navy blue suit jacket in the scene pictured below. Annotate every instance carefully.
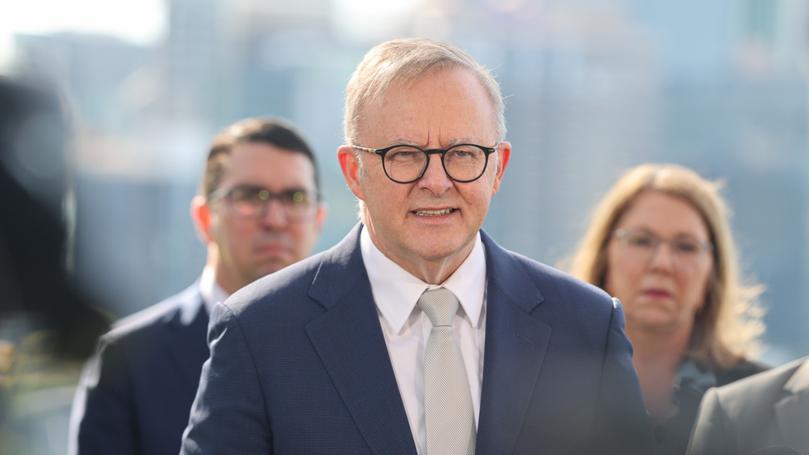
[182,226,654,454]
[70,283,209,455]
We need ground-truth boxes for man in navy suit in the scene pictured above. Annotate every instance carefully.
[181,38,654,455]
[69,118,326,455]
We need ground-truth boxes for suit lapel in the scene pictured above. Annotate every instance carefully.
[305,225,417,455]
[476,232,551,454]
[775,359,809,454]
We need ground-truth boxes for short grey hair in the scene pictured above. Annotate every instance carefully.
[343,38,506,144]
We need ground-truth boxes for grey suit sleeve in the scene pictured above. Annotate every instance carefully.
[180,303,272,454]
[68,339,137,455]
[687,387,733,455]
[593,298,656,455]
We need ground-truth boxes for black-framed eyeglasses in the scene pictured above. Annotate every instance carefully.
[208,184,318,222]
[351,143,499,184]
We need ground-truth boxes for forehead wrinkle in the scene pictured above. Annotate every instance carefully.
[430,120,481,148]
[364,69,496,148]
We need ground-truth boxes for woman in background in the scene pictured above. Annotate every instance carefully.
[569,163,766,455]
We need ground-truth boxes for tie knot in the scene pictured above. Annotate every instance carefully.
[418,287,459,327]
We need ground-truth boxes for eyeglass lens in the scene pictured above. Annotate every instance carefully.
[383,144,489,183]
[218,185,315,221]
[615,229,710,267]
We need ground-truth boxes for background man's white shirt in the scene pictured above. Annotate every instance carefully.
[199,265,229,315]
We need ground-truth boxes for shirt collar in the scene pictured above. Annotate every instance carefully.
[360,226,487,334]
[199,265,230,315]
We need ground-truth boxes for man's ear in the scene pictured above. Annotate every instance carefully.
[190,195,214,244]
[313,202,327,234]
[491,141,511,193]
[337,145,366,201]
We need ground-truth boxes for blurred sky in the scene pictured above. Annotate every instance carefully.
[0,0,165,66]
[0,0,434,67]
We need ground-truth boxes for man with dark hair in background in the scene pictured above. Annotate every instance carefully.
[69,117,326,455]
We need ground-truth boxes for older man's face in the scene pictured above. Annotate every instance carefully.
[341,67,510,275]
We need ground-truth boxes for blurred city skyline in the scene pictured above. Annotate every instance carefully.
[3,0,808,358]
[0,0,435,60]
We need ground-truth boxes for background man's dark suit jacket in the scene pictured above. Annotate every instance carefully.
[70,284,209,455]
[687,356,809,455]
[181,225,654,455]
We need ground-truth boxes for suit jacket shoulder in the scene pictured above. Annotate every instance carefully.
[688,357,809,455]
[501,247,614,307]
[221,247,330,319]
[483,235,618,349]
[70,283,209,455]
[715,358,769,387]
[104,284,205,344]
[712,357,805,418]
[213,223,382,357]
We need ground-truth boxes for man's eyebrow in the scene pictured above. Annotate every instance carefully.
[380,137,486,147]
[227,183,264,191]
[380,138,422,146]
[230,183,313,193]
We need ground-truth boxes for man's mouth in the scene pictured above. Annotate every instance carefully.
[256,244,287,254]
[412,208,457,217]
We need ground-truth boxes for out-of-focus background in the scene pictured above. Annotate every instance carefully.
[2,0,807,452]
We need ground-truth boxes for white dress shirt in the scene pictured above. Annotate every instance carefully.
[199,266,229,315]
[360,226,487,455]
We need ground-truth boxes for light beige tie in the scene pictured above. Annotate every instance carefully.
[418,287,476,455]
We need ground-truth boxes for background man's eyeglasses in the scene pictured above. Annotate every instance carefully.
[352,143,498,184]
[612,228,713,268]
[208,184,318,222]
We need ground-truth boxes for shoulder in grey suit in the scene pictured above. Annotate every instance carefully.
[687,356,809,455]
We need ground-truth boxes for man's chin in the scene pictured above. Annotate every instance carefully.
[407,242,470,264]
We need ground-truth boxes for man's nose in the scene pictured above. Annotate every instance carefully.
[417,154,452,193]
[258,199,288,228]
